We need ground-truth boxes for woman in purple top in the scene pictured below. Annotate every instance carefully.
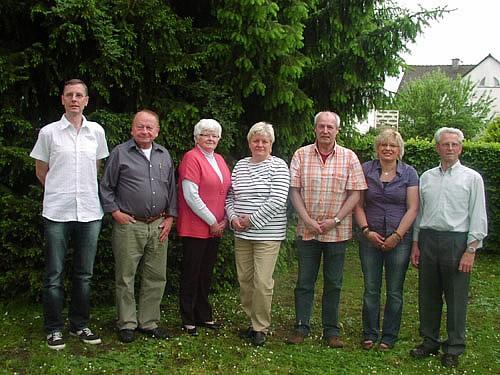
[354,128,419,350]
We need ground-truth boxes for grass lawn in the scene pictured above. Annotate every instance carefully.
[1,242,498,374]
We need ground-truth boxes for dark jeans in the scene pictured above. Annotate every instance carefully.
[418,229,469,355]
[43,219,101,333]
[294,238,347,339]
[359,236,410,346]
[180,237,219,326]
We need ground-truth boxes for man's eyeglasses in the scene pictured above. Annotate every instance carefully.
[439,142,461,148]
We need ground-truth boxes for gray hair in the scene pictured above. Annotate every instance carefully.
[247,122,275,144]
[193,119,222,142]
[434,127,464,143]
[374,127,405,160]
[314,111,341,129]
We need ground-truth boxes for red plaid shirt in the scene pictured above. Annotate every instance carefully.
[290,143,367,242]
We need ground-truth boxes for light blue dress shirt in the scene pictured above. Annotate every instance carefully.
[413,160,488,247]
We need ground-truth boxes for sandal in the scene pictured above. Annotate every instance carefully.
[379,342,393,350]
[361,340,374,350]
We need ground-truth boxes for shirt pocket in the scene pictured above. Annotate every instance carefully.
[331,171,348,193]
[157,158,171,182]
[79,134,98,161]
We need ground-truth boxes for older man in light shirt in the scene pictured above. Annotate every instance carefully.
[410,127,487,368]
[30,79,109,350]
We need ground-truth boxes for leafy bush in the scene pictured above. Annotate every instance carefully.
[478,116,500,142]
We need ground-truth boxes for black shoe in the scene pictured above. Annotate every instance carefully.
[238,327,255,340]
[410,344,439,358]
[137,327,170,339]
[252,331,266,346]
[197,322,221,330]
[118,329,135,343]
[70,327,102,345]
[46,331,66,350]
[441,353,459,368]
[182,326,199,336]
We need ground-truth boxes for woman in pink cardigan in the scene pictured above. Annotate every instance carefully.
[177,119,231,336]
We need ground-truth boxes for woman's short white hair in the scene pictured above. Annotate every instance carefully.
[247,122,275,144]
[193,119,222,141]
[434,127,464,143]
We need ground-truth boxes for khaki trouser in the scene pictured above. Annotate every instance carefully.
[234,237,281,333]
[112,218,168,330]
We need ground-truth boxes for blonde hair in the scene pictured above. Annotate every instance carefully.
[247,122,275,144]
[374,127,405,160]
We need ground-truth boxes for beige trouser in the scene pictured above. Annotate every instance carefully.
[234,237,281,333]
[112,218,168,330]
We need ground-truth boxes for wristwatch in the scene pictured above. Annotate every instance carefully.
[333,217,341,226]
[465,246,477,254]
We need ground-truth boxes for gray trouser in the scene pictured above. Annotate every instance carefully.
[418,229,469,355]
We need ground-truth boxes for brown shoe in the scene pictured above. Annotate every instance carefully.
[361,340,374,350]
[286,331,306,345]
[326,336,344,348]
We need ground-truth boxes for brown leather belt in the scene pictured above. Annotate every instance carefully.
[128,212,165,224]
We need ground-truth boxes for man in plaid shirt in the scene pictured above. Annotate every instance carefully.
[287,111,367,348]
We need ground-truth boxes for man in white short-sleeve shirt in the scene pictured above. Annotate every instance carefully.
[30,79,109,350]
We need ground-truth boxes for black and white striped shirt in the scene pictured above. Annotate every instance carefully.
[225,156,290,240]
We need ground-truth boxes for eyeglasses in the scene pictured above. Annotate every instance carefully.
[134,125,157,132]
[379,143,399,148]
[439,142,461,148]
[199,134,220,139]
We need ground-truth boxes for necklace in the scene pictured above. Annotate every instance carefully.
[382,169,395,176]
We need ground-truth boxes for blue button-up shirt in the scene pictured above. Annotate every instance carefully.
[363,159,419,237]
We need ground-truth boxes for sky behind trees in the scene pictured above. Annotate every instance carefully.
[385,0,500,91]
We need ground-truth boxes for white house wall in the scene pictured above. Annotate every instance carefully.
[464,56,500,118]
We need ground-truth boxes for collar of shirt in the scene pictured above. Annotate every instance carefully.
[196,144,215,159]
[439,160,462,174]
[126,138,163,154]
[60,114,89,131]
[373,159,403,176]
[313,142,336,157]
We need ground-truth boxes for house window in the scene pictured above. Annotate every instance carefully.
[494,77,500,87]
[479,77,486,87]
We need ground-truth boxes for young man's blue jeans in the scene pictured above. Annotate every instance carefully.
[359,236,411,346]
[294,238,347,339]
[43,219,101,333]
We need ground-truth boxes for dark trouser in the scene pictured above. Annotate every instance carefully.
[418,229,469,355]
[43,219,101,333]
[294,238,347,339]
[180,237,219,326]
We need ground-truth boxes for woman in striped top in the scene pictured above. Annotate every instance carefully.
[225,122,290,346]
